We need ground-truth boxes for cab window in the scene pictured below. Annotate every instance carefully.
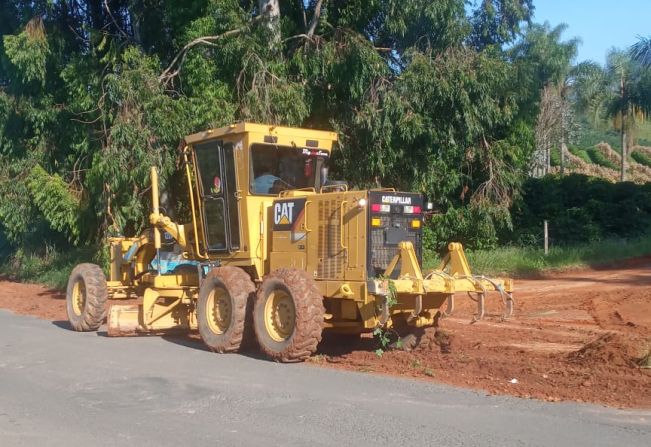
[250,144,326,195]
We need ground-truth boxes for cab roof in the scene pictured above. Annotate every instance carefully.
[183,122,338,150]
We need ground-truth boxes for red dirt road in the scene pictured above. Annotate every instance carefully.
[1,263,650,408]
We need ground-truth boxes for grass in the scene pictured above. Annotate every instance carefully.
[0,245,97,290]
[4,233,651,289]
[425,234,651,277]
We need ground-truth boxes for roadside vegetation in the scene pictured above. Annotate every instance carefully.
[1,1,651,284]
[0,246,96,290]
[463,234,651,276]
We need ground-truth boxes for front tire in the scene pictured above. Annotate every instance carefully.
[253,269,324,362]
[66,263,108,331]
[197,267,255,353]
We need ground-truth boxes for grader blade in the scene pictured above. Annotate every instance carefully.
[107,304,143,336]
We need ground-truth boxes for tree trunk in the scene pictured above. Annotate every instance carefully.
[620,76,627,182]
[87,0,105,31]
[559,85,569,176]
[258,0,280,43]
[128,6,142,47]
[621,117,627,182]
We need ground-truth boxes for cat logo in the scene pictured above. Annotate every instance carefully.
[275,202,294,225]
[273,198,305,230]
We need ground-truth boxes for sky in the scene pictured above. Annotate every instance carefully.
[532,0,650,65]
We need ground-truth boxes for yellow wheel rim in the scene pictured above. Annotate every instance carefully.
[206,287,231,335]
[264,289,296,342]
[71,280,86,316]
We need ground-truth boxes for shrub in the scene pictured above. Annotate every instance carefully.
[631,150,651,168]
[550,147,561,166]
[508,174,651,246]
[569,147,592,164]
[587,148,618,169]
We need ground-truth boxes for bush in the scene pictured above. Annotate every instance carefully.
[587,148,618,169]
[631,150,651,168]
[549,147,561,166]
[569,146,591,164]
[0,230,10,260]
[508,174,651,246]
[0,245,98,289]
[423,205,503,262]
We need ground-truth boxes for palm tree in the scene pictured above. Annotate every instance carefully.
[572,61,609,127]
[631,36,651,67]
[573,51,647,182]
[605,50,649,181]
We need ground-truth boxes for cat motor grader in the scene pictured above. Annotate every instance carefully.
[65,122,514,362]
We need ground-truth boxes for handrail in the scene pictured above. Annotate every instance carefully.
[183,149,204,259]
[279,187,316,197]
[339,200,348,250]
[304,200,312,232]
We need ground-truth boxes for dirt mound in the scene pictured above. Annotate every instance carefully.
[0,279,66,321]
[567,333,650,368]
[589,288,651,333]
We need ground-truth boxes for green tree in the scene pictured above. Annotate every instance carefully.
[631,36,651,67]
[0,0,569,254]
[605,50,649,181]
[509,22,579,176]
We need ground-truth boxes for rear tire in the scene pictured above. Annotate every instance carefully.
[253,269,324,362]
[197,267,255,353]
[66,263,108,331]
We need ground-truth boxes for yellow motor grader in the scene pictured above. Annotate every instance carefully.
[65,122,513,362]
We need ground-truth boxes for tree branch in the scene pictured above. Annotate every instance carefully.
[159,16,263,84]
[103,0,129,40]
[307,0,325,37]
[298,0,307,30]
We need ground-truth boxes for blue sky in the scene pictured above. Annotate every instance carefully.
[532,0,650,65]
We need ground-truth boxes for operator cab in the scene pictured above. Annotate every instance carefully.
[250,144,330,195]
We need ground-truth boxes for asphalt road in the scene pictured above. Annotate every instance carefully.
[0,310,649,447]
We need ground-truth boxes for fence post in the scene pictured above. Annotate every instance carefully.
[544,220,549,255]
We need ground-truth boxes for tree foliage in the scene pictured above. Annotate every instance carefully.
[0,0,574,253]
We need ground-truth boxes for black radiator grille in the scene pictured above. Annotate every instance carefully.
[367,191,423,278]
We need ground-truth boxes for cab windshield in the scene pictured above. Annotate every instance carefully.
[250,144,328,195]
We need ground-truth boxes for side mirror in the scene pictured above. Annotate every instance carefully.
[320,165,328,185]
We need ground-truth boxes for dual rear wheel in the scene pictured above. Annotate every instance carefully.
[198,267,325,362]
[65,262,325,362]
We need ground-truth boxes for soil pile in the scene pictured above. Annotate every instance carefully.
[567,332,649,368]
